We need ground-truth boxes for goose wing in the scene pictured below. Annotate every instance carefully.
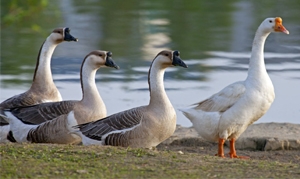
[0,93,38,125]
[1,93,33,109]
[9,100,76,124]
[77,107,144,141]
[194,81,246,112]
[0,92,59,125]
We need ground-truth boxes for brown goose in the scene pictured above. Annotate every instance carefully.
[4,50,119,144]
[0,27,77,143]
[67,50,187,148]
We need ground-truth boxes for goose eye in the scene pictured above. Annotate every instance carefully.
[165,54,169,56]
[269,20,272,23]
[99,54,102,57]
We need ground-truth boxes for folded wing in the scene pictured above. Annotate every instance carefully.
[194,82,246,113]
[9,100,76,124]
[77,107,144,142]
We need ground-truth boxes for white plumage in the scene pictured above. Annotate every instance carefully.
[180,17,289,158]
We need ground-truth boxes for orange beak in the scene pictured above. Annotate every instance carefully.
[274,17,289,34]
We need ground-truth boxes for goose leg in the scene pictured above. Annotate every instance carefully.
[229,138,249,159]
[216,138,225,158]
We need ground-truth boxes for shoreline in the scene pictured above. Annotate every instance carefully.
[163,122,300,151]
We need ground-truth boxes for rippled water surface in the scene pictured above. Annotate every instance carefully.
[1,0,299,126]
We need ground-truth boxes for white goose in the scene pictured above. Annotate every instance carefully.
[180,17,289,158]
[67,50,187,147]
[4,50,119,144]
[0,27,77,143]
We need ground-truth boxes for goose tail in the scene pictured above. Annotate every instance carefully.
[66,111,80,136]
[0,125,11,143]
[0,111,14,143]
[178,107,195,121]
[0,112,11,123]
[3,111,36,143]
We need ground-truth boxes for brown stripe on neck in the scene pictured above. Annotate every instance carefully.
[80,53,91,97]
[33,41,46,81]
[147,51,167,93]
[80,50,103,96]
[148,60,154,93]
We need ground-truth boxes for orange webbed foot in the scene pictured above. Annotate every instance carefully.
[228,138,249,159]
[229,153,250,159]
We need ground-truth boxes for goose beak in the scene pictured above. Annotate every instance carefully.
[105,56,119,69]
[274,17,289,34]
[172,51,188,68]
[64,28,78,42]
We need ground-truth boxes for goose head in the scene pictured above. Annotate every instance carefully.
[84,50,119,70]
[154,50,188,69]
[50,27,78,44]
[260,17,289,34]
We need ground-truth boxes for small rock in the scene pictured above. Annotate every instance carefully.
[76,170,87,174]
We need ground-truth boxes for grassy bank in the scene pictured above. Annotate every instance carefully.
[1,143,299,178]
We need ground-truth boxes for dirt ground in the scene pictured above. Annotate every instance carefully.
[158,138,300,164]
[157,123,300,164]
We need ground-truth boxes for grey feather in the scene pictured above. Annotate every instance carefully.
[9,101,76,124]
[77,107,144,143]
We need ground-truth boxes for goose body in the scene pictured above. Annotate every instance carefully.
[0,28,77,143]
[68,50,187,148]
[180,17,289,158]
[4,50,119,144]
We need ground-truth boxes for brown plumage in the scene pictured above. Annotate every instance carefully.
[0,27,77,143]
[4,50,119,144]
[71,50,188,148]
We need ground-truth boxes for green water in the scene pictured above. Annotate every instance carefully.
[1,0,299,126]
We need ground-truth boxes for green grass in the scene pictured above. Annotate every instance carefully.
[1,143,299,178]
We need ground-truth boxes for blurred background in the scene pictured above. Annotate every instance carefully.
[1,0,299,126]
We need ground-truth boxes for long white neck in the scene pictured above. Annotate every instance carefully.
[80,64,104,110]
[148,60,172,108]
[32,37,57,89]
[246,28,271,85]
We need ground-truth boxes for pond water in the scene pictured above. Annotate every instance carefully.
[1,0,299,127]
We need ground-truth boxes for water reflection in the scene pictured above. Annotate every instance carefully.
[1,0,299,126]
[206,51,300,59]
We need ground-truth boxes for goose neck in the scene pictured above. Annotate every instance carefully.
[246,30,270,82]
[148,62,171,108]
[80,64,103,108]
[32,38,57,88]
